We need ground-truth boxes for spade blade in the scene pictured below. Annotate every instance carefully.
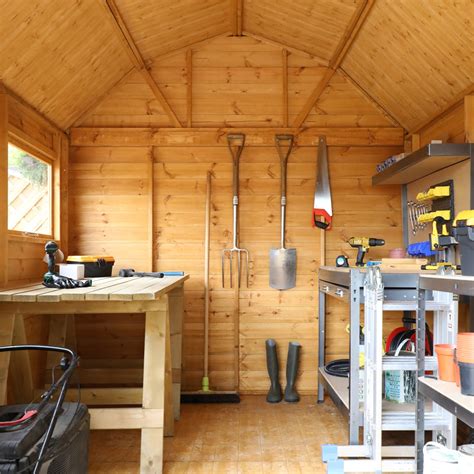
[269,247,296,290]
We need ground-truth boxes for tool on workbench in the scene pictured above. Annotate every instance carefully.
[43,241,92,289]
[453,210,474,276]
[222,133,249,288]
[312,136,332,230]
[118,269,184,277]
[335,255,349,267]
[420,213,459,271]
[348,237,385,267]
[66,255,115,277]
[269,134,297,290]
[416,180,459,271]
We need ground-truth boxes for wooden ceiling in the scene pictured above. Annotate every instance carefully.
[0,0,132,129]
[243,0,361,61]
[342,0,474,131]
[0,0,471,131]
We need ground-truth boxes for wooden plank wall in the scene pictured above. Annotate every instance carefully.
[69,35,404,394]
[0,91,68,397]
[69,139,403,393]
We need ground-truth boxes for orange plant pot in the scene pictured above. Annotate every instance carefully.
[435,344,457,382]
[457,333,474,363]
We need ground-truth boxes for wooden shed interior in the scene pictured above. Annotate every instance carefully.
[0,1,473,473]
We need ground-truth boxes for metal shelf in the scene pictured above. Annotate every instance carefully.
[418,377,474,428]
[382,355,436,371]
[318,369,443,431]
[372,143,472,185]
[382,300,450,311]
[419,274,474,296]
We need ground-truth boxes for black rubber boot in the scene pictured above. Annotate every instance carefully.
[284,342,301,402]
[265,339,282,403]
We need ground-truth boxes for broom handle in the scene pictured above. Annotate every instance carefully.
[204,172,211,381]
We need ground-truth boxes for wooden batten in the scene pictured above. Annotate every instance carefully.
[464,94,474,143]
[186,50,193,128]
[282,49,289,127]
[0,85,8,287]
[71,127,403,147]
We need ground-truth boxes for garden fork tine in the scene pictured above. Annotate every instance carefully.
[222,133,249,288]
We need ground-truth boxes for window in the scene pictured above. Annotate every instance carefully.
[8,143,52,236]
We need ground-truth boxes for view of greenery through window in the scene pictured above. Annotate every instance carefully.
[8,144,52,235]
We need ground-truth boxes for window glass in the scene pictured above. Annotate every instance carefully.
[8,143,52,235]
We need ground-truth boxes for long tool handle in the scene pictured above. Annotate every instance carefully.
[275,134,294,248]
[227,134,245,248]
[203,172,211,382]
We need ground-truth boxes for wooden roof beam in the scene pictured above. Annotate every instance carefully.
[292,0,376,129]
[338,68,402,128]
[231,0,243,36]
[99,0,182,127]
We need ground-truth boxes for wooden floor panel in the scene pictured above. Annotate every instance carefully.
[88,395,347,473]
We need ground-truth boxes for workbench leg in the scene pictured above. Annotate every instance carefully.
[168,285,184,421]
[45,315,69,386]
[164,311,174,437]
[10,315,34,403]
[318,290,326,403]
[141,298,169,474]
[0,314,15,404]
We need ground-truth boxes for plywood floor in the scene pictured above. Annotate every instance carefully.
[88,395,348,473]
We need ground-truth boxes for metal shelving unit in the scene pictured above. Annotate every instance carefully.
[319,267,458,472]
[416,273,474,473]
[318,266,453,444]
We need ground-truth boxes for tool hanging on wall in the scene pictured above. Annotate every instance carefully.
[221,133,249,288]
[269,134,297,290]
[313,136,331,267]
[313,136,332,230]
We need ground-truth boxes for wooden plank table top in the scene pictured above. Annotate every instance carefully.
[0,275,189,302]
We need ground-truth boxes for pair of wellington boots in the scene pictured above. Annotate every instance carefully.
[265,339,301,403]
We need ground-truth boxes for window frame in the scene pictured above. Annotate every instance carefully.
[7,137,55,240]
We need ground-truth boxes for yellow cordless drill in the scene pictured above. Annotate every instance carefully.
[348,237,385,267]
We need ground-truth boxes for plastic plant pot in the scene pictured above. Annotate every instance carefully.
[458,361,474,396]
[434,344,457,382]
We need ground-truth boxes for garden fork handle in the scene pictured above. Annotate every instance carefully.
[227,134,245,248]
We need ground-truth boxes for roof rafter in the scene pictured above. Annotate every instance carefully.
[98,0,182,127]
[231,0,243,36]
[71,67,136,128]
[292,0,376,128]
[338,68,402,128]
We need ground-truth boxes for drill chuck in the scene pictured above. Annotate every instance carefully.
[368,238,385,247]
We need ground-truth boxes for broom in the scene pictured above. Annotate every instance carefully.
[181,171,240,403]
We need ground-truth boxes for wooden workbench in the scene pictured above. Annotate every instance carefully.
[0,275,188,474]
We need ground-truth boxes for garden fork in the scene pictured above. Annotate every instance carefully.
[222,133,249,288]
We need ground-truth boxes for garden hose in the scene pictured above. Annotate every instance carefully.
[324,359,350,377]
